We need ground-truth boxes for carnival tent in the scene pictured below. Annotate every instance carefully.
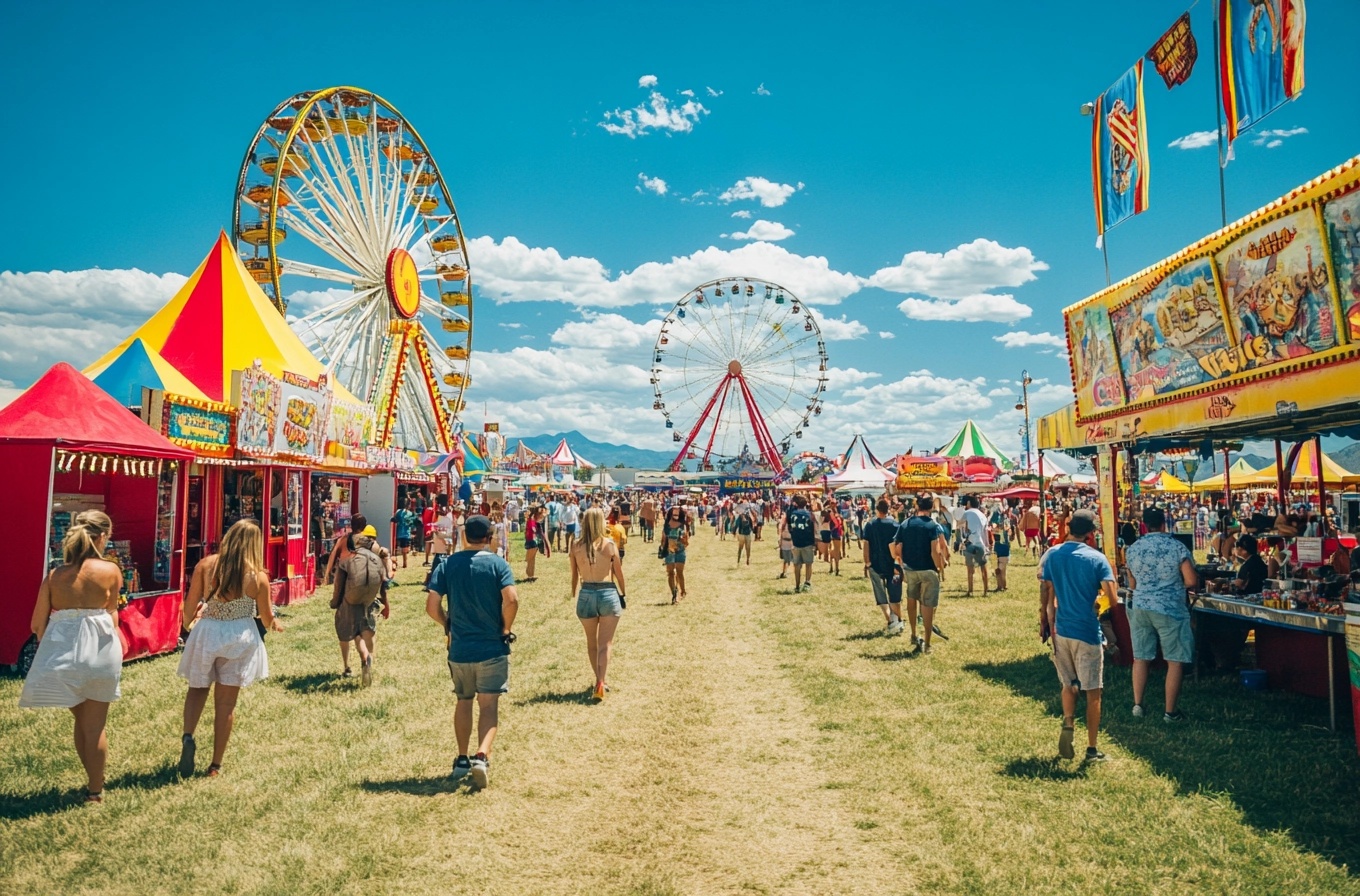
[91,338,211,406]
[547,438,595,469]
[1193,457,1257,491]
[1143,470,1191,493]
[1039,450,1096,485]
[827,434,894,488]
[84,232,357,404]
[936,420,1014,469]
[0,363,195,666]
[1236,442,1355,488]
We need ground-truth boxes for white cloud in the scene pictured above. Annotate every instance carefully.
[469,235,862,307]
[637,74,658,88]
[897,293,1033,323]
[637,173,668,196]
[730,210,752,219]
[726,219,795,242]
[0,268,188,386]
[807,310,868,341]
[680,89,694,97]
[992,330,1066,349]
[867,238,1047,299]
[499,322,523,329]
[549,312,661,350]
[754,83,771,96]
[706,86,722,97]
[1251,126,1307,147]
[600,91,709,138]
[719,176,803,208]
[878,331,896,340]
[1169,129,1219,150]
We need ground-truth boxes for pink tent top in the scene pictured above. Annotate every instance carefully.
[0,363,194,460]
[547,438,594,468]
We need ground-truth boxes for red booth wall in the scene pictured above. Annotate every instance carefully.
[0,444,55,666]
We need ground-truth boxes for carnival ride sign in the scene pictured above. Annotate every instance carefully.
[327,398,375,450]
[1066,157,1360,422]
[233,366,333,460]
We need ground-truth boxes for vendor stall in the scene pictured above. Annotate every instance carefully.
[1047,154,1360,742]
[0,363,194,670]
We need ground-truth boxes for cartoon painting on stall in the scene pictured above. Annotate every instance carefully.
[1322,187,1360,340]
[1215,207,1339,369]
[1068,303,1125,415]
[1109,258,1228,401]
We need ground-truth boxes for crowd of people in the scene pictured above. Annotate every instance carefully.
[20,476,1358,801]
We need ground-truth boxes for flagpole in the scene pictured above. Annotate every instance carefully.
[1101,238,1111,286]
[1212,3,1228,228]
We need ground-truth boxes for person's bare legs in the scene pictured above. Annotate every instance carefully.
[595,615,620,687]
[1084,688,1102,748]
[339,639,351,672]
[1061,685,1078,743]
[70,700,110,794]
[906,598,920,643]
[455,697,474,755]
[475,694,500,758]
[580,617,600,682]
[666,563,678,599]
[921,604,936,649]
[525,547,537,579]
[360,629,375,660]
[210,684,241,766]
[1164,662,1184,714]
[675,563,687,598]
[966,563,975,596]
[183,686,210,735]
[1132,658,1149,708]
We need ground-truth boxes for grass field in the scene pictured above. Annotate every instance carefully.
[2,529,1358,895]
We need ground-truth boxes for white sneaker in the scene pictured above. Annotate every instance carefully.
[887,619,904,636]
[469,757,489,791]
[1131,704,1144,718]
[361,657,373,688]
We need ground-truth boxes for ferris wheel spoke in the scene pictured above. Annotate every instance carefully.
[307,115,384,258]
[746,328,818,372]
[679,311,738,365]
[293,131,383,269]
[276,257,366,286]
[277,184,373,275]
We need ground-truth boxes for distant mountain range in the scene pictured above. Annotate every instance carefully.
[509,431,678,470]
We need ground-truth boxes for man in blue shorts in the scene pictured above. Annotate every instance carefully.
[426,515,519,791]
[892,495,949,653]
[1124,505,1196,722]
[785,495,817,592]
[861,499,903,634]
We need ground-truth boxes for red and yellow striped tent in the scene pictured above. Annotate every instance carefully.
[85,232,355,404]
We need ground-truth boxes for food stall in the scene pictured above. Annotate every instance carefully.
[1047,154,1360,740]
[0,363,194,671]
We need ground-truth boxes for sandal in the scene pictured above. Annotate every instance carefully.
[206,764,222,778]
[84,789,103,804]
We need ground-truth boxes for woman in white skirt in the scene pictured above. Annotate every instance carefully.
[19,510,124,803]
[177,520,281,778]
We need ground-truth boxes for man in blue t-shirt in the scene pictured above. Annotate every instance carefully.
[784,495,817,592]
[1040,509,1119,763]
[1124,505,1196,722]
[426,515,518,791]
[892,495,949,654]
[861,499,903,634]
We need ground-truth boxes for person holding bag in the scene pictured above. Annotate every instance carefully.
[177,520,281,779]
[330,524,390,686]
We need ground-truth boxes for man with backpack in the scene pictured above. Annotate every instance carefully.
[734,506,756,566]
[331,524,390,686]
[785,495,817,592]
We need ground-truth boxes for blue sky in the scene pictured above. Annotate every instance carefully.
[2,1,1358,460]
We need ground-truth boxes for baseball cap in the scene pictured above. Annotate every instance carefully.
[1068,510,1098,537]
[464,514,493,541]
[361,525,378,538]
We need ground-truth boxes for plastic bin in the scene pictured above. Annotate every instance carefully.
[1240,668,1268,691]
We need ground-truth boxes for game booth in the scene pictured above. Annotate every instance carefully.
[1044,155,1360,745]
[0,363,194,672]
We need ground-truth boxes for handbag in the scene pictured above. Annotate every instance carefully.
[658,541,668,559]
[255,617,268,638]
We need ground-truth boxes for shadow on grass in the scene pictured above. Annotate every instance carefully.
[359,776,463,797]
[522,689,594,706]
[0,763,180,819]
[275,672,351,694]
[1002,756,1090,781]
[968,653,1360,875]
[843,631,886,642]
[861,650,922,662]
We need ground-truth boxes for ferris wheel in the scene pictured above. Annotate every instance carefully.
[231,86,471,452]
[651,278,829,473]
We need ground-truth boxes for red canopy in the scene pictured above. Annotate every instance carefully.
[987,486,1040,501]
[0,363,194,460]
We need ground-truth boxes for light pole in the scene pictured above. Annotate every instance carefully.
[1014,370,1033,473]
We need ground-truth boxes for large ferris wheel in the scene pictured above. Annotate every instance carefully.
[651,278,829,473]
[231,86,470,452]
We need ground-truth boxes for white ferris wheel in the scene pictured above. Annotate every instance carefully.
[231,86,470,452]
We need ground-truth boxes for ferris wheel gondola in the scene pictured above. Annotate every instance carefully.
[231,86,471,451]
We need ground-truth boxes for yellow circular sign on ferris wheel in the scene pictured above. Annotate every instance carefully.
[385,248,421,319]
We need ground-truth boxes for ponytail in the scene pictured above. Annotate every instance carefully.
[62,510,112,567]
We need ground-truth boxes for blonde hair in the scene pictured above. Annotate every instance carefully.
[62,510,112,567]
[579,507,607,564]
[212,520,264,600]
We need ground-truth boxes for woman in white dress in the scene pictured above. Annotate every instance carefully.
[177,520,281,778]
[19,510,124,803]
[431,497,457,558]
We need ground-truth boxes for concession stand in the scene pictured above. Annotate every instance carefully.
[1045,155,1360,740]
[0,363,194,671]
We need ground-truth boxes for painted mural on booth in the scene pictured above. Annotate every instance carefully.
[1214,206,1338,371]
[1322,187,1360,340]
[1069,303,1125,416]
[1110,258,1228,401]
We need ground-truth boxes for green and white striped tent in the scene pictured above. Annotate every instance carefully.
[935,420,1014,469]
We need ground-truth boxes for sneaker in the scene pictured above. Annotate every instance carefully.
[1131,704,1145,718]
[451,755,472,780]
[342,668,354,678]
[1163,710,1186,723]
[361,657,373,688]
[922,643,932,655]
[178,733,196,779]
[887,619,904,636]
[1058,725,1075,760]
[909,636,922,654]
[593,682,606,701]
[469,756,490,791]
[1084,747,1108,763]
[801,582,812,593]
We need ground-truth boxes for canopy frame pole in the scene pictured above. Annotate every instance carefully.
[1224,447,1232,514]
[1275,439,1285,510]
[1315,435,1327,522]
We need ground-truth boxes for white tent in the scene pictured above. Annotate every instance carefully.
[1040,450,1095,485]
[547,438,595,469]
[826,434,894,489]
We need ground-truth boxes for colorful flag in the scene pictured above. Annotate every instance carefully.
[1219,0,1306,150]
[1091,60,1151,240]
[1147,11,1199,88]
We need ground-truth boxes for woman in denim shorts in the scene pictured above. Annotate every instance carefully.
[570,507,626,701]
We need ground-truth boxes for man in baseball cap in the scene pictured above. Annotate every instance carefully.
[1040,508,1119,763]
